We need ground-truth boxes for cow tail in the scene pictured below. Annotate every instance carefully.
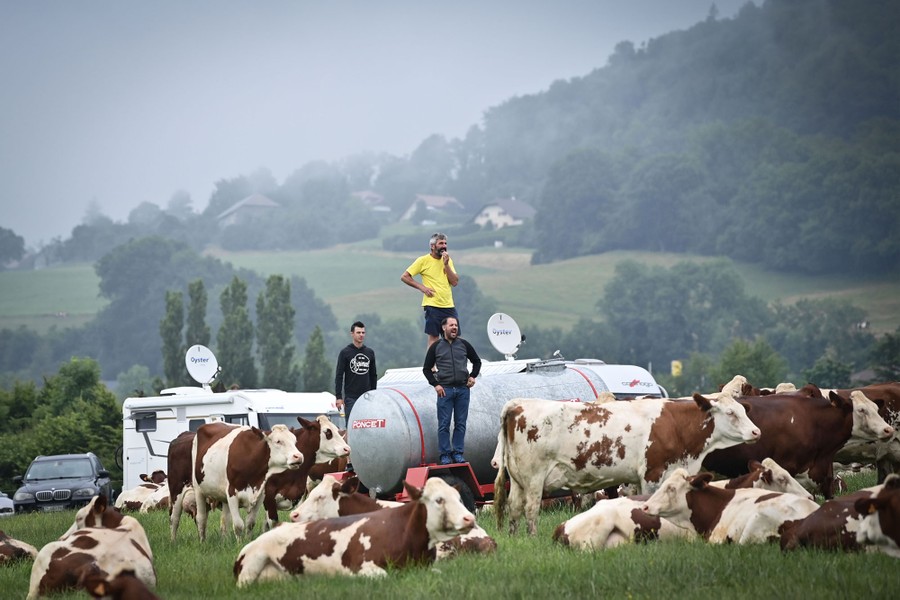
[493,409,509,530]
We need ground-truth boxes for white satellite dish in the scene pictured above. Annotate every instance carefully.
[487,313,523,360]
[185,345,219,389]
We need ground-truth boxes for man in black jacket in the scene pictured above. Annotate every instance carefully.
[334,321,377,425]
[422,316,482,465]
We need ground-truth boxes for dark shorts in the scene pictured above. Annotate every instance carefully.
[424,306,459,336]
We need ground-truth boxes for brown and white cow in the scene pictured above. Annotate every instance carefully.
[191,422,303,541]
[494,375,760,535]
[832,382,900,482]
[139,482,171,513]
[114,470,167,512]
[854,473,900,557]
[703,389,894,498]
[81,568,161,600]
[261,415,350,530]
[640,468,820,544]
[234,477,475,585]
[168,430,198,541]
[0,530,38,564]
[554,458,811,550]
[780,483,885,552]
[27,498,156,599]
[289,474,496,559]
[290,474,402,523]
[61,494,132,540]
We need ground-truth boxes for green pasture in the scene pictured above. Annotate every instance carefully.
[1,247,898,336]
[0,263,106,334]
[0,470,896,599]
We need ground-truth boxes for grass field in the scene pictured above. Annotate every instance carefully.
[1,245,898,336]
[0,470,896,600]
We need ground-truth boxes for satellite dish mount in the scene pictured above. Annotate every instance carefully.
[487,313,524,361]
[185,345,220,391]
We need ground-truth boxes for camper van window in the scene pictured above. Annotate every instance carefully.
[257,413,345,430]
[188,419,205,432]
[135,413,157,433]
[226,414,248,426]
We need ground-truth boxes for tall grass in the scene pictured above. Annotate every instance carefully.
[1,470,897,600]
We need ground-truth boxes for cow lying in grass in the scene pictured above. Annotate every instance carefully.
[234,477,475,586]
[554,458,812,550]
[28,495,156,599]
[854,473,900,557]
[640,468,820,544]
[290,474,497,558]
[0,530,38,564]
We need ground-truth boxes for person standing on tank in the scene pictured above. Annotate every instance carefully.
[401,232,460,349]
[422,316,481,465]
[334,320,377,426]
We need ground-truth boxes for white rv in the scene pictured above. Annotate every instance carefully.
[120,388,341,490]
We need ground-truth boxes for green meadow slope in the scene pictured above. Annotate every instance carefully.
[1,246,897,336]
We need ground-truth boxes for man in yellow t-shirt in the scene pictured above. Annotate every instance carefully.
[401,232,460,348]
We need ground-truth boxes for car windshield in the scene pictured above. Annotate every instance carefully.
[26,458,94,480]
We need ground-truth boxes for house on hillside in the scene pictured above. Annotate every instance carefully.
[399,194,466,223]
[217,194,280,228]
[351,190,391,213]
[472,197,536,229]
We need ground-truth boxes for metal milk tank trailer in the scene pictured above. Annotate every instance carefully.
[346,357,664,497]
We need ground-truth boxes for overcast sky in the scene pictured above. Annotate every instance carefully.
[1,0,754,248]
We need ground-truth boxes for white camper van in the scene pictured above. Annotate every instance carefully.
[121,388,341,490]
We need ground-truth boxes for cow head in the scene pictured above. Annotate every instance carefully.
[641,467,697,529]
[310,415,351,462]
[290,474,359,523]
[265,424,304,470]
[405,478,475,546]
[758,458,813,499]
[841,391,895,442]
[854,473,900,557]
[692,388,760,449]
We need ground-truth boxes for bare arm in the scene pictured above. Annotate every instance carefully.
[443,254,459,287]
[401,271,435,297]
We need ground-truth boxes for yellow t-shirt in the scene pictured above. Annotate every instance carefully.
[406,254,456,308]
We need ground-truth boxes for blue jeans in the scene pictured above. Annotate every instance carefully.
[437,386,470,458]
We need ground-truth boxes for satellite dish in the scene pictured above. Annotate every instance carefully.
[185,345,219,388]
[487,313,523,360]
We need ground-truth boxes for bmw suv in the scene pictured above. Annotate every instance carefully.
[13,453,112,513]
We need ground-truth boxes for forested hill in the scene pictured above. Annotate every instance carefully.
[473,0,899,273]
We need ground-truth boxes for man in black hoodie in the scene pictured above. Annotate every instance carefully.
[334,321,377,426]
[422,316,482,465]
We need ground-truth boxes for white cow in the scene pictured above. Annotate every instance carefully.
[192,422,303,541]
[641,468,820,544]
[494,375,760,534]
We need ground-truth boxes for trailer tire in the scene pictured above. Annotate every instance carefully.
[431,473,476,513]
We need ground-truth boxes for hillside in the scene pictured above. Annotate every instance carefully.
[3,245,895,338]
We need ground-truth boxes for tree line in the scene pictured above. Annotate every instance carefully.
[15,1,896,281]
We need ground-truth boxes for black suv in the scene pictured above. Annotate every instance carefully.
[13,453,112,513]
